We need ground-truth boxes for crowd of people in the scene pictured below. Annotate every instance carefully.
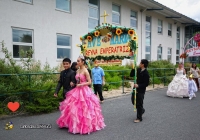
[53,54,150,134]
[167,63,199,100]
[53,55,199,135]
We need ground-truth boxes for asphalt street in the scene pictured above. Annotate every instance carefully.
[1,88,200,140]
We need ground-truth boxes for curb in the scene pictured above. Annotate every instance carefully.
[105,87,167,100]
[0,112,29,120]
[0,87,167,120]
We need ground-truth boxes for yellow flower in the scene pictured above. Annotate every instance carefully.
[128,42,130,47]
[76,44,80,47]
[87,36,92,42]
[116,28,123,36]
[94,31,100,37]
[128,29,135,36]
[127,46,130,52]
[83,45,87,50]
[132,36,137,41]
[80,37,83,41]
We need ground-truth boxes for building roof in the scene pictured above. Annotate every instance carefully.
[128,0,200,25]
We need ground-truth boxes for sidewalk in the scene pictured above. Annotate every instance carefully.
[103,84,166,99]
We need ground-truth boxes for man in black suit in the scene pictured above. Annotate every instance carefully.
[54,58,76,99]
[130,59,150,123]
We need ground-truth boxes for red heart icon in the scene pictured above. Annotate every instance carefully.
[7,102,20,112]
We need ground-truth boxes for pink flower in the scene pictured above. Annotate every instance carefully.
[194,33,200,42]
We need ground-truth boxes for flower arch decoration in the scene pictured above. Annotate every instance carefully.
[77,23,138,62]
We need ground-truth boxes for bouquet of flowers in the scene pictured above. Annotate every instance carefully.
[180,52,188,59]
[194,32,200,46]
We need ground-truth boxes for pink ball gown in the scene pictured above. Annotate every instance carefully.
[56,73,106,134]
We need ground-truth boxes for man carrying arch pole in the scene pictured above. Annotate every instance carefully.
[130,58,150,123]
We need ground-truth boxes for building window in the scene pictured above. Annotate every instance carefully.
[88,0,99,32]
[168,48,172,61]
[112,4,120,24]
[157,46,162,60]
[176,27,180,63]
[158,19,162,34]
[14,0,32,4]
[12,28,33,58]
[168,23,172,36]
[56,0,71,12]
[145,16,151,61]
[130,10,137,28]
[57,34,71,59]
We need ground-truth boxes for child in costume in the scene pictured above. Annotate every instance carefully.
[188,74,197,100]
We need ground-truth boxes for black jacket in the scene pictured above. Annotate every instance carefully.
[130,68,150,93]
[55,68,76,95]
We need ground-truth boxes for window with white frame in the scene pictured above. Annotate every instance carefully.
[157,46,162,60]
[168,48,172,61]
[56,0,71,12]
[57,34,71,59]
[12,28,33,58]
[130,10,137,28]
[158,19,162,34]
[168,23,172,36]
[176,27,180,63]
[112,4,120,24]
[145,16,151,61]
[14,0,32,4]
[88,0,99,32]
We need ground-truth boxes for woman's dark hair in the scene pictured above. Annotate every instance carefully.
[191,63,197,69]
[71,62,77,71]
[80,58,86,65]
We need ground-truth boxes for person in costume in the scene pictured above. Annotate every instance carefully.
[91,60,105,103]
[56,54,106,134]
[188,74,197,100]
[54,58,76,99]
[190,63,200,89]
[166,63,188,98]
[130,59,150,123]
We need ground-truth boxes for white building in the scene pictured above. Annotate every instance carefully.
[0,0,199,67]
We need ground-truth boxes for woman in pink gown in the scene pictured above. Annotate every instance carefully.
[56,56,106,134]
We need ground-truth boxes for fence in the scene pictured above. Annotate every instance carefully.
[0,68,186,101]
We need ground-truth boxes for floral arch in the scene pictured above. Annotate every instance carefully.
[181,32,200,61]
[77,23,138,65]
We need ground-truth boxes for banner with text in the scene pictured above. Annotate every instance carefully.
[185,47,200,57]
[84,34,131,58]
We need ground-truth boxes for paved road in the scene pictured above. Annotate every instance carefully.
[1,88,200,140]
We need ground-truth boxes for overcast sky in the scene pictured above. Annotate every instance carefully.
[155,0,200,22]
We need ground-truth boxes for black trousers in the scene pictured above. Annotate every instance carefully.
[131,91,145,121]
[62,92,66,99]
[62,89,70,99]
[93,84,104,101]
